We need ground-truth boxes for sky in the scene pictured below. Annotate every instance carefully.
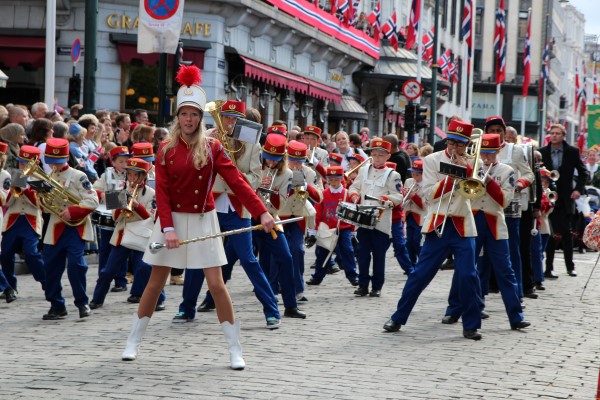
[568,0,600,38]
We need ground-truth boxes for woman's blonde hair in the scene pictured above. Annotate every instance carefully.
[161,112,211,169]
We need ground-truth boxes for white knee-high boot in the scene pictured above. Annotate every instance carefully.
[221,321,245,370]
[122,313,150,361]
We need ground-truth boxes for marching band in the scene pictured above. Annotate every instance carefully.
[2,64,591,371]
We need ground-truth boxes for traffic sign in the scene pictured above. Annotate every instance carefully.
[402,79,422,101]
[71,38,81,64]
[144,0,180,21]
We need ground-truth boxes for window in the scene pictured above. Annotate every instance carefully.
[475,7,483,35]
[518,11,529,39]
[516,52,524,75]
[441,0,448,29]
[474,49,482,75]
[457,58,463,106]
[451,0,457,35]
[122,63,167,121]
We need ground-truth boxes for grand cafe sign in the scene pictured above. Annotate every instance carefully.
[106,13,212,37]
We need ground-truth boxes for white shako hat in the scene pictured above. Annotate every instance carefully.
[175,64,207,113]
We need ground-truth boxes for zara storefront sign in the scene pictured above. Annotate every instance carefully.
[105,13,212,37]
[471,92,503,120]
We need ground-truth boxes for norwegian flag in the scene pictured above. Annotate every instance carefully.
[345,0,360,25]
[581,63,588,115]
[335,0,350,22]
[405,0,420,50]
[575,62,581,113]
[593,73,598,105]
[421,27,435,64]
[381,11,399,51]
[449,60,459,83]
[367,1,381,39]
[522,10,531,97]
[461,0,473,68]
[438,49,452,78]
[494,0,506,84]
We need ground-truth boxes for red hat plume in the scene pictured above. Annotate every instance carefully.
[176,65,202,87]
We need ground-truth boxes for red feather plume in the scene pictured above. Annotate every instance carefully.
[175,65,202,87]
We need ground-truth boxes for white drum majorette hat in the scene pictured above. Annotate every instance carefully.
[175,65,207,113]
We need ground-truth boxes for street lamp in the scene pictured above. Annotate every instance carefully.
[300,100,313,118]
[281,91,293,113]
[319,101,329,123]
[259,87,271,109]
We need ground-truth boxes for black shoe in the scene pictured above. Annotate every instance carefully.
[78,304,91,318]
[89,301,103,310]
[511,320,531,330]
[481,310,490,319]
[463,329,482,340]
[568,269,577,277]
[440,259,455,270]
[350,280,359,287]
[383,319,401,332]
[155,302,166,312]
[172,311,194,323]
[523,291,538,299]
[284,308,306,319]
[535,283,546,291]
[369,289,381,297]
[4,288,17,303]
[111,286,127,293]
[43,307,68,320]
[544,270,558,279]
[197,301,216,312]
[127,295,141,304]
[306,278,321,286]
[354,286,368,297]
[304,235,317,248]
[327,266,341,274]
[442,315,458,324]
[309,263,316,270]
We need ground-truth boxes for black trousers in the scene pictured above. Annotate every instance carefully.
[546,211,575,272]
[519,208,535,293]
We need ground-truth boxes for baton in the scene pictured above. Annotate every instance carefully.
[148,217,304,254]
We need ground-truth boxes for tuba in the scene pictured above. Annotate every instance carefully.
[205,100,243,166]
[23,159,85,226]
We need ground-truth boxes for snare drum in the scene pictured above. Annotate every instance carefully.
[336,202,379,229]
[504,198,522,218]
[92,204,116,230]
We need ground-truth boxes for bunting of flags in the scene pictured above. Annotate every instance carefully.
[522,10,531,97]
[405,0,420,50]
[381,11,398,51]
[366,1,381,39]
[494,0,506,85]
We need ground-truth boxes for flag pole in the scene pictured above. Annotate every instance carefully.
[496,84,501,115]
[467,0,476,122]
[416,0,423,87]
[460,41,468,118]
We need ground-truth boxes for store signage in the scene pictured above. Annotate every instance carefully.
[106,13,212,37]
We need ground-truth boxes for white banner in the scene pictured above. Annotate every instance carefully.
[138,0,185,54]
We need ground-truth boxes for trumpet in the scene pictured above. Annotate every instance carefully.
[345,156,372,179]
[540,168,560,181]
[122,183,140,218]
[306,146,317,168]
[10,186,23,199]
[547,190,558,203]
[293,185,309,202]
[401,182,417,208]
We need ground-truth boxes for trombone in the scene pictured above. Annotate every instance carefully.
[344,157,372,179]
[401,182,417,208]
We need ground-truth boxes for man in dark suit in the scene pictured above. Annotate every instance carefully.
[383,134,411,182]
[539,124,588,277]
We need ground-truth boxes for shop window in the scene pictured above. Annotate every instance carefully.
[122,63,173,123]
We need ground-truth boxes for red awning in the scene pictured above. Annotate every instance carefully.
[241,56,309,94]
[435,126,447,139]
[0,36,46,68]
[306,79,342,104]
[116,42,206,68]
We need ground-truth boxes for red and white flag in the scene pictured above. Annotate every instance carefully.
[367,1,381,39]
[405,0,420,50]
[494,0,506,84]
[421,27,435,64]
[381,11,399,51]
[522,10,531,97]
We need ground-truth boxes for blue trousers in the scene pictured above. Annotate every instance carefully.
[391,221,415,274]
[506,217,523,297]
[92,245,165,305]
[311,229,357,284]
[179,210,280,320]
[531,233,549,284]
[254,226,297,310]
[284,222,306,294]
[97,227,127,288]
[356,228,391,290]
[43,227,89,309]
[405,215,422,265]
[390,224,481,330]
[0,215,45,291]
[446,211,524,325]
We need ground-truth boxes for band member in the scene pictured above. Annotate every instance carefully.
[403,158,427,264]
[302,125,329,179]
[0,145,45,302]
[121,65,275,370]
[41,138,100,320]
[279,140,323,301]
[531,169,556,289]
[177,100,283,327]
[347,139,401,297]
[386,161,414,276]
[90,158,163,310]
[92,145,130,292]
[130,142,156,180]
[306,165,358,286]
[483,117,533,298]
[383,120,483,340]
[253,133,306,327]
[346,153,367,185]
[329,152,344,167]
[442,134,530,330]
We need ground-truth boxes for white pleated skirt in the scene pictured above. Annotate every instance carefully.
[143,210,227,269]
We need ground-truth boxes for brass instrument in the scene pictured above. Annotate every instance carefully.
[291,169,309,202]
[433,174,456,238]
[23,159,85,226]
[401,182,417,208]
[547,190,558,203]
[10,187,23,199]
[344,156,372,179]
[306,146,317,168]
[293,185,309,202]
[531,218,538,236]
[456,133,489,200]
[205,100,243,166]
[540,167,560,181]
[257,168,277,208]
[123,183,140,218]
